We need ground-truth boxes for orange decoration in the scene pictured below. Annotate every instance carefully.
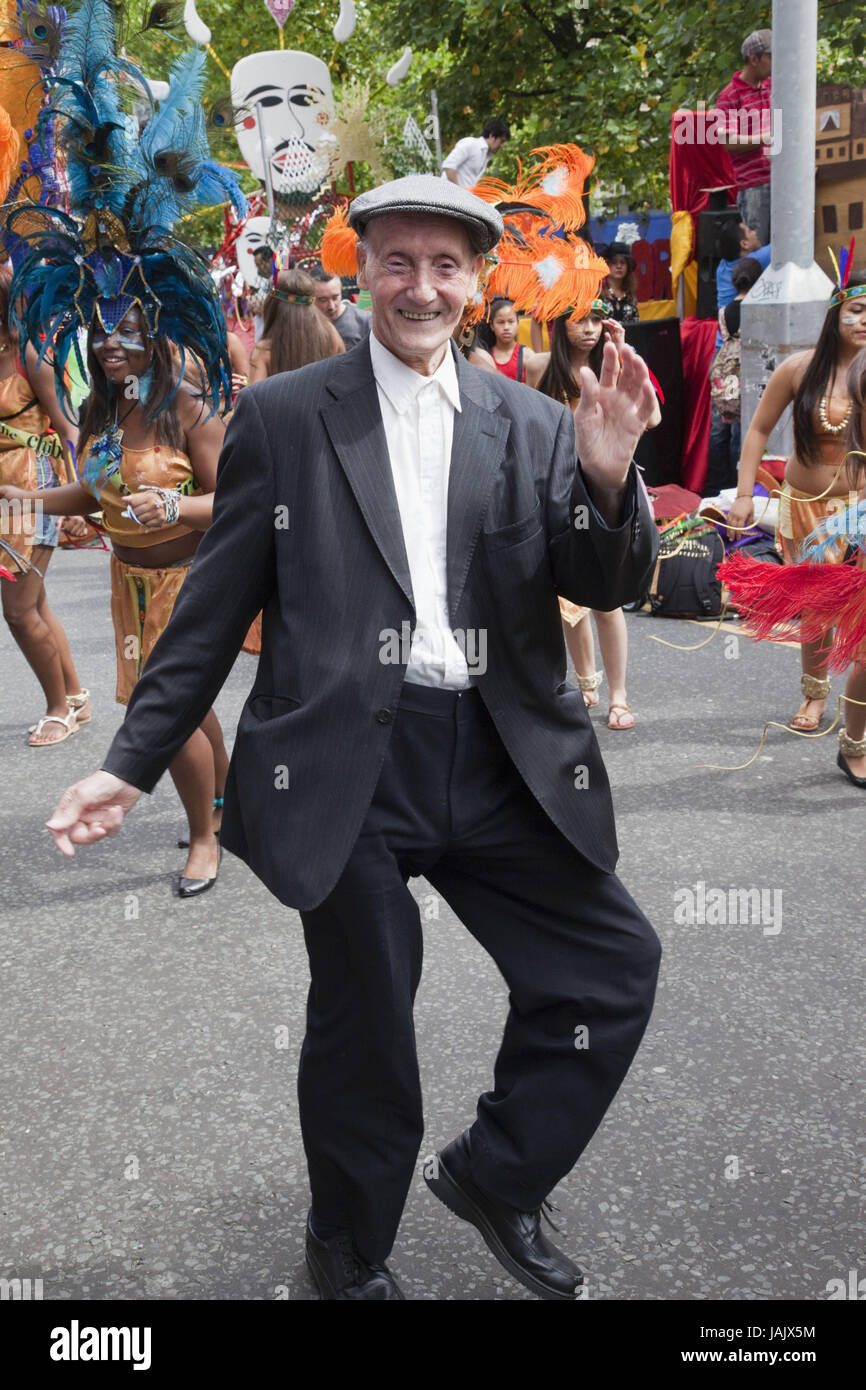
[0,104,21,204]
[319,145,606,327]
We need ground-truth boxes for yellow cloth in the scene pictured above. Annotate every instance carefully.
[682,262,698,319]
[82,441,201,547]
[0,373,52,571]
[638,300,677,321]
[777,482,847,563]
[109,552,193,704]
[518,317,548,350]
[669,210,693,290]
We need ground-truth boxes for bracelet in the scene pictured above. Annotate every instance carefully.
[151,486,181,525]
[735,494,754,499]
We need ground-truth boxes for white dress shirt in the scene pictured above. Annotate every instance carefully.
[369,331,471,690]
[441,135,491,188]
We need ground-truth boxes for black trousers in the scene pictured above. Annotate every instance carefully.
[298,682,661,1265]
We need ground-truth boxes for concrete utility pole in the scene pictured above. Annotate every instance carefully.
[740,0,834,449]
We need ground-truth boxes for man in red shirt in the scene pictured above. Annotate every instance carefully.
[716,29,773,245]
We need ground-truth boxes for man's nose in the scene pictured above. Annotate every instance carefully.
[406,266,437,303]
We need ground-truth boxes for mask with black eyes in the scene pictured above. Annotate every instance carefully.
[230,49,336,197]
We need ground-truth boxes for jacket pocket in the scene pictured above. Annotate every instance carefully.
[247,693,301,722]
[482,497,543,550]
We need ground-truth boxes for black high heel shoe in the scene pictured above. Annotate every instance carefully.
[836,729,866,789]
[177,842,222,898]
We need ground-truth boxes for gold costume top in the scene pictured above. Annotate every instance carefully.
[0,370,49,455]
[80,439,201,546]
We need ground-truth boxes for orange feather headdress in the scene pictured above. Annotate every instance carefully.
[0,104,20,206]
[320,143,608,325]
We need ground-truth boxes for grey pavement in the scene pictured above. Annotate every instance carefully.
[0,545,862,1302]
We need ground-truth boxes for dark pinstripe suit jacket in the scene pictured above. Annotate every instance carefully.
[102,340,658,910]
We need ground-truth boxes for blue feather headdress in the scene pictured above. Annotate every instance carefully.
[4,0,247,413]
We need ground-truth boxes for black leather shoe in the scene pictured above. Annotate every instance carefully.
[425,1131,584,1301]
[177,843,221,898]
[837,750,866,788]
[304,1215,405,1300]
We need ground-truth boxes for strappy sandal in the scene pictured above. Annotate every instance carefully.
[576,670,603,708]
[66,689,91,724]
[28,710,79,746]
[28,688,91,733]
[790,673,830,731]
[607,702,635,730]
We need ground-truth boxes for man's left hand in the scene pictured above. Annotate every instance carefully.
[573,340,656,492]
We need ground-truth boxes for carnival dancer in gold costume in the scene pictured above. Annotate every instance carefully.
[0,0,246,892]
[727,271,866,734]
[0,267,90,744]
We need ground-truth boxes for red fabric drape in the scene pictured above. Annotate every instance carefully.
[669,112,738,238]
[679,317,719,493]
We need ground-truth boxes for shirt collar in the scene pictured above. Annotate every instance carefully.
[370,331,462,416]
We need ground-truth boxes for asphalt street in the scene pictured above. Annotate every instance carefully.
[1,543,862,1302]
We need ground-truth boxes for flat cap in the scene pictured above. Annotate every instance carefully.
[741,28,771,58]
[348,174,504,252]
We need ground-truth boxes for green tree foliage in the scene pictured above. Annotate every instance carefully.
[123,0,866,234]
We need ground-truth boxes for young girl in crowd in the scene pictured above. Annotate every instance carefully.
[727,271,866,736]
[532,302,659,728]
[0,306,228,896]
[600,242,640,324]
[0,266,88,746]
[249,269,344,382]
[482,296,542,384]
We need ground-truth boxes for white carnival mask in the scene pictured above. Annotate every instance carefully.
[231,50,335,198]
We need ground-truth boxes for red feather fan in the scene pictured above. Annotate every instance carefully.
[719,555,866,670]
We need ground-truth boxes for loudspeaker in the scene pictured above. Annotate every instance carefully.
[624,318,684,486]
[696,207,741,319]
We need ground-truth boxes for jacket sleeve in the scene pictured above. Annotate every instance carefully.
[100,388,278,793]
[546,404,658,612]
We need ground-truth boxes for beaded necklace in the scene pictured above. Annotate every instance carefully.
[817,395,852,436]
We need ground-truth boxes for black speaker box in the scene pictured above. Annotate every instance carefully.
[624,317,684,486]
[695,207,741,320]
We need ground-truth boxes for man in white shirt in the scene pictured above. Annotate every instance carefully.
[442,117,510,187]
[47,176,660,1304]
[248,245,275,342]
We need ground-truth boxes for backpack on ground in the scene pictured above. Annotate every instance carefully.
[646,516,725,619]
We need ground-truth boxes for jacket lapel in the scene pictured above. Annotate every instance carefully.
[319,339,511,623]
[447,348,511,622]
[320,340,415,612]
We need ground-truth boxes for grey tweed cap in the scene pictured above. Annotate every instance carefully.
[741,28,771,57]
[348,174,504,251]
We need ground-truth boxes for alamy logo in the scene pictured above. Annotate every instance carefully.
[825,1269,866,1299]
[0,1276,43,1300]
[49,1320,152,1370]
[379,621,487,674]
[0,497,42,535]
[673,880,782,936]
[672,101,782,157]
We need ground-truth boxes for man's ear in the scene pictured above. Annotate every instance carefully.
[466,252,487,302]
[356,243,369,290]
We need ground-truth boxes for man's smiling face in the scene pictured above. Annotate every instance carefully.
[356,214,485,375]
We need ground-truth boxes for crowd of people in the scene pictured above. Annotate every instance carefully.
[1,0,863,1306]
[4,161,866,797]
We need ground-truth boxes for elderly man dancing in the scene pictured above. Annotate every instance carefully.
[47,176,661,1301]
